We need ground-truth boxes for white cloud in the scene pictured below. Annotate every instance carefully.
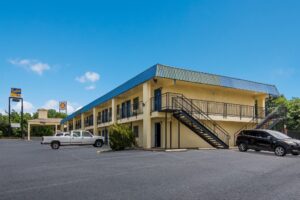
[9,58,50,75]
[85,85,96,90]
[43,100,59,110]
[67,102,82,114]
[273,67,295,78]
[12,101,35,113]
[43,100,81,114]
[0,108,6,115]
[76,71,100,83]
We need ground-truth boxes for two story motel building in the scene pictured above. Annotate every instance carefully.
[61,64,279,149]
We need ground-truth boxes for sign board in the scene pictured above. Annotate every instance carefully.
[12,98,20,102]
[11,123,21,128]
[10,88,21,98]
[59,101,67,111]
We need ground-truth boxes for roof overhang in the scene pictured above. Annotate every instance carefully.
[61,64,279,124]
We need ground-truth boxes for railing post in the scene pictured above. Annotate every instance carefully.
[181,95,183,111]
[240,105,242,119]
[166,93,168,110]
[190,99,193,114]
[224,103,227,118]
[206,102,209,115]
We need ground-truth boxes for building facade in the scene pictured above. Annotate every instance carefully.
[61,64,279,149]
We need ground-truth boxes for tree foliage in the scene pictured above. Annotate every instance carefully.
[266,96,300,130]
[109,124,136,151]
[0,109,66,137]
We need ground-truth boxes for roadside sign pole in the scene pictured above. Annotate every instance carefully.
[8,97,11,137]
[8,97,24,139]
[21,98,24,139]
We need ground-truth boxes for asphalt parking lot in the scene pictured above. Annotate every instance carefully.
[0,139,299,200]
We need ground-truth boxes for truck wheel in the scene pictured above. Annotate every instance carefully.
[51,141,60,150]
[94,140,103,148]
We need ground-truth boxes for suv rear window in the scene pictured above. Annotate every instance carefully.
[242,131,255,136]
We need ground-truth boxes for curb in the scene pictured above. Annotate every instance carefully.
[165,149,188,152]
[198,147,217,150]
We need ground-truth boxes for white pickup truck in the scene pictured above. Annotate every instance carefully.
[41,130,105,149]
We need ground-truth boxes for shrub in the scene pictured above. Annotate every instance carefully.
[109,124,136,151]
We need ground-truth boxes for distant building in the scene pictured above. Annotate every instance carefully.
[61,64,279,149]
[28,109,62,140]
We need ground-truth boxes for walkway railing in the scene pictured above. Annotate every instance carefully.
[150,93,265,119]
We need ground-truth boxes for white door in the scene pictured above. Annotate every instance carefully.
[82,131,94,144]
[71,131,82,144]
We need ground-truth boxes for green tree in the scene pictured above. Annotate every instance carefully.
[287,98,300,130]
[266,96,300,131]
[0,109,66,137]
[109,124,136,151]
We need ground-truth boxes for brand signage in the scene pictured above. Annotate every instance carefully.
[59,101,67,111]
[10,88,21,98]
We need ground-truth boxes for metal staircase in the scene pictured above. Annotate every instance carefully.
[160,93,230,149]
[234,105,287,141]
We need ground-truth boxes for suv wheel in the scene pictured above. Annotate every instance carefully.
[51,141,60,150]
[274,146,286,156]
[238,143,248,152]
[291,152,299,156]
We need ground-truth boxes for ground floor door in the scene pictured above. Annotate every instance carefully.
[154,123,161,148]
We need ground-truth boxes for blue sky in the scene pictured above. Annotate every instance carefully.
[0,0,299,114]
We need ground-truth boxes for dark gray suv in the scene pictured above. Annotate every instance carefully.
[236,129,300,156]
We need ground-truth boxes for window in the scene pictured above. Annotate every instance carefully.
[109,107,112,121]
[73,131,81,137]
[117,105,120,115]
[133,126,139,138]
[126,100,131,117]
[267,130,290,140]
[83,131,92,137]
[121,102,126,118]
[257,131,269,139]
[56,133,63,136]
[133,97,139,110]
[244,131,257,137]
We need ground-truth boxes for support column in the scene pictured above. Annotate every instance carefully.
[112,98,116,123]
[66,121,69,132]
[93,108,97,135]
[142,82,152,149]
[55,124,58,134]
[27,122,31,140]
[73,118,76,130]
[178,120,180,149]
[165,112,167,149]
[170,120,172,149]
[81,113,85,130]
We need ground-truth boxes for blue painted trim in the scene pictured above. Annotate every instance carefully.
[61,65,157,124]
[61,63,279,124]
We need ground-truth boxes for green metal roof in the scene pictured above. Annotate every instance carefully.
[61,64,279,124]
[155,64,279,95]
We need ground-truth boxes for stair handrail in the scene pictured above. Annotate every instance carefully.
[233,104,286,142]
[171,94,230,146]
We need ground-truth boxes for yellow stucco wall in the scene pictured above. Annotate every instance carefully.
[65,78,270,149]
